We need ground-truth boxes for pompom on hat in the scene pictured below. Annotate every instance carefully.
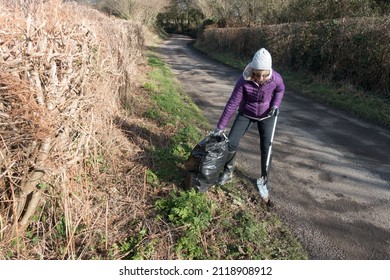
[243,48,273,80]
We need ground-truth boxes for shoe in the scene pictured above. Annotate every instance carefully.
[265,199,273,207]
[218,173,232,185]
[218,151,236,185]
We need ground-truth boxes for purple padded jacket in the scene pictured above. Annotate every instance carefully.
[217,70,285,129]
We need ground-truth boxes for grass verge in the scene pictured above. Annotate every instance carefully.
[122,49,308,259]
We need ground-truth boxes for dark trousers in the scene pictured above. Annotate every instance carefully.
[227,113,276,177]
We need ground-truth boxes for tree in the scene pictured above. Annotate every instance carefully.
[96,0,170,25]
[157,0,204,33]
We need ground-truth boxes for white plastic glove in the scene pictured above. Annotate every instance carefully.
[211,127,224,136]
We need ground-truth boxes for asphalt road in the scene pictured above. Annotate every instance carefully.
[157,34,390,260]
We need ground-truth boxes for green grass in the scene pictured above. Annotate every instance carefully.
[143,51,209,184]
[145,53,209,129]
[212,175,307,260]
[282,69,390,128]
[121,49,308,260]
[156,189,213,259]
[193,43,390,129]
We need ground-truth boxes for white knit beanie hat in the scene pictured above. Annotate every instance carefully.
[243,48,273,80]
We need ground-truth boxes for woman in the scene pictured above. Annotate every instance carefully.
[213,48,285,206]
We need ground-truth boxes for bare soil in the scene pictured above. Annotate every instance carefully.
[157,34,390,260]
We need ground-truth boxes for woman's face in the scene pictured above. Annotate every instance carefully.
[252,70,270,84]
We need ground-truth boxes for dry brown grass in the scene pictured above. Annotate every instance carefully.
[0,0,155,259]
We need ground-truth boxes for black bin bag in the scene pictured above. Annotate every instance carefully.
[184,133,229,192]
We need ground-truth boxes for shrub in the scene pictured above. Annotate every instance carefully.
[196,16,390,96]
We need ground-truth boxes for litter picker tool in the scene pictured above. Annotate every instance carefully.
[265,110,279,176]
[257,109,279,204]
